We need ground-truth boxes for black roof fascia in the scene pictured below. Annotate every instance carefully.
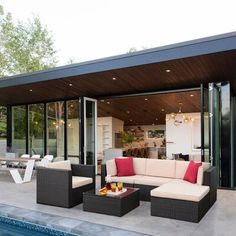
[0,31,236,89]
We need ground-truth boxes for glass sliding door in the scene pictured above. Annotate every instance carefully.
[201,84,210,163]
[47,101,65,160]
[0,106,7,156]
[67,100,80,164]
[84,98,97,168]
[12,106,26,156]
[29,104,44,157]
[209,83,221,185]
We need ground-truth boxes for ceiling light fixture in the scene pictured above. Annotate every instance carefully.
[29,89,33,92]
[144,98,148,101]
[190,94,194,97]
[112,77,117,81]
[166,102,195,126]
[107,101,110,104]
[126,111,130,114]
[161,108,165,112]
[165,69,171,73]
[69,83,73,87]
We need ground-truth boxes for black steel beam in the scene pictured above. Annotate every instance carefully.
[80,98,85,165]
[6,105,12,150]
[64,101,68,160]
[44,103,48,155]
[26,105,29,154]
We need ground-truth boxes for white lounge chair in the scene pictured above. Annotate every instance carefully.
[36,155,53,168]
[19,154,30,168]
[31,154,41,159]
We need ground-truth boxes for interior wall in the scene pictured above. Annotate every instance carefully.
[166,112,201,159]
[112,117,124,147]
[124,125,165,147]
[97,117,124,155]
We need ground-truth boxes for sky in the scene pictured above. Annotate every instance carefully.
[1,0,236,66]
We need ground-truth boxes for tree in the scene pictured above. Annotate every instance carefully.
[0,5,58,78]
[127,46,149,54]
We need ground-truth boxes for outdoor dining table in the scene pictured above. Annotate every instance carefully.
[0,157,40,162]
[0,157,40,184]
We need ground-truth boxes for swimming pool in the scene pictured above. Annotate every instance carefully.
[0,216,78,236]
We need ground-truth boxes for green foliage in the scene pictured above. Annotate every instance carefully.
[0,5,57,78]
[127,47,137,53]
[120,130,137,144]
[0,106,6,138]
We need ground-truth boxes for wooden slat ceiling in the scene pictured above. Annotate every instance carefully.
[98,91,200,125]
[0,50,235,106]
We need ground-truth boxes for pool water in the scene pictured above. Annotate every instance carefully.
[0,221,46,236]
[0,216,77,236]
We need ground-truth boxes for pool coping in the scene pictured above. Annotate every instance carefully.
[0,203,150,236]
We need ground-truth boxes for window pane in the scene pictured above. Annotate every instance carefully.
[29,104,44,157]
[47,102,64,160]
[67,100,80,164]
[12,106,26,156]
[0,106,7,156]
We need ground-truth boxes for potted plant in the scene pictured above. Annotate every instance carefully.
[120,130,137,148]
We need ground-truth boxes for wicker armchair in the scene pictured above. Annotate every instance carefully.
[37,164,95,208]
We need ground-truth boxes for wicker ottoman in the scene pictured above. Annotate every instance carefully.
[151,180,210,223]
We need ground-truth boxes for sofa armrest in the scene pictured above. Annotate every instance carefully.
[203,166,217,191]
[71,164,95,187]
[203,166,217,206]
[101,164,107,188]
[37,167,72,190]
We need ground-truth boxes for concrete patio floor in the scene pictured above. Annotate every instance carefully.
[0,173,236,236]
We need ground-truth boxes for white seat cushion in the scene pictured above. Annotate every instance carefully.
[72,176,93,189]
[151,179,210,202]
[108,175,137,184]
[47,160,71,170]
[133,158,146,175]
[134,175,173,186]
[146,159,176,178]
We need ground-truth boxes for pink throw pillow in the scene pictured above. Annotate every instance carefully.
[115,157,135,177]
[183,160,202,184]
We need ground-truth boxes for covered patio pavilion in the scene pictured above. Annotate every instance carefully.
[0,32,236,188]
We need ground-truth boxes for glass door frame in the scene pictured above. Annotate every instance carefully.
[83,97,97,171]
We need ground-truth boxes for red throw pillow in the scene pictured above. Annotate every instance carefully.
[183,161,202,184]
[115,157,135,177]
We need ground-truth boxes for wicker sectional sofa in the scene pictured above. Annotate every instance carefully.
[101,158,217,222]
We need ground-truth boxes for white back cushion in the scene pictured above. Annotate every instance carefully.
[175,161,211,183]
[133,158,146,175]
[47,160,71,170]
[197,162,211,185]
[44,155,54,161]
[106,159,117,176]
[175,161,189,179]
[146,159,176,178]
